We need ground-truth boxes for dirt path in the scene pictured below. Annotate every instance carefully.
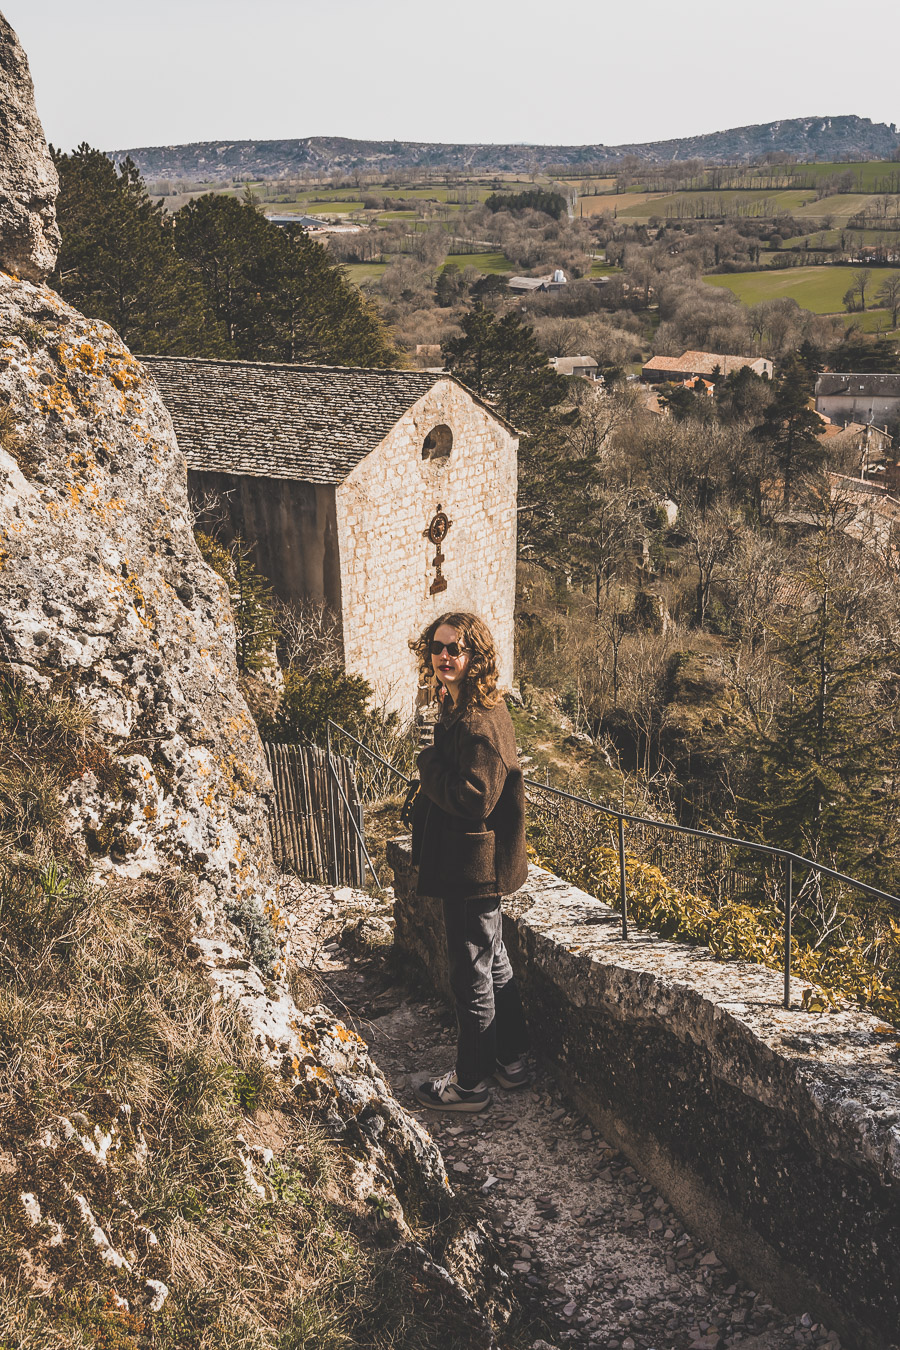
[291,885,844,1350]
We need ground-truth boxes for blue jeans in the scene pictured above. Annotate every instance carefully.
[442,896,529,1089]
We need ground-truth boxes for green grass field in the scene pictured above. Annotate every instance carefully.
[443,251,513,272]
[342,261,387,284]
[791,193,885,220]
[782,227,900,249]
[704,265,900,321]
[342,250,514,288]
[609,188,852,220]
[777,161,900,191]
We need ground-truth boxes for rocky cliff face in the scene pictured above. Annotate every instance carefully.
[0,13,59,282]
[0,15,511,1343]
[0,273,283,952]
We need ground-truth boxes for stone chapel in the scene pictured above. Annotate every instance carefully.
[142,356,519,714]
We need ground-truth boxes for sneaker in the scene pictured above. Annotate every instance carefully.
[494,1058,530,1090]
[413,1069,490,1113]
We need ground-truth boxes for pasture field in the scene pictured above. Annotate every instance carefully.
[704,265,900,317]
[791,193,886,220]
[341,261,387,284]
[782,227,900,249]
[777,161,900,191]
[343,251,515,288]
[578,192,657,216]
[559,176,618,191]
[615,189,817,218]
[614,162,900,194]
[443,251,513,272]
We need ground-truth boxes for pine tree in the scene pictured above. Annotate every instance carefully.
[174,197,400,366]
[173,194,278,354]
[829,333,900,374]
[740,507,900,885]
[753,353,825,508]
[442,305,568,430]
[51,146,226,356]
[273,224,399,367]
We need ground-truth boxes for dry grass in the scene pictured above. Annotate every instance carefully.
[0,666,530,1349]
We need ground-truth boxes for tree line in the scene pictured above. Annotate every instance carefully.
[50,146,399,367]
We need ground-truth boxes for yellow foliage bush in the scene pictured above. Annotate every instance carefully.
[531,836,900,1024]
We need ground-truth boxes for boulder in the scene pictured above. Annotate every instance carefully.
[0,13,59,281]
[0,276,275,936]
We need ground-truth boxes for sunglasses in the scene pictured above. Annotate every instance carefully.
[429,641,469,658]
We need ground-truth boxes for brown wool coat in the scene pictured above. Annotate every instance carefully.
[411,696,528,902]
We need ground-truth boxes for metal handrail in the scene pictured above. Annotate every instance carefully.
[326,720,414,787]
[523,775,900,1009]
[324,719,900,1010]
[324,721,385,890]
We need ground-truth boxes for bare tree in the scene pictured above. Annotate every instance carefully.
[681,503,740,627]
[275,598,343,674]
[876,273,900,329]
[853,267,873,312]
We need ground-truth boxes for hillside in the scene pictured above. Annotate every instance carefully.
[111,116,900,181]
[0,13,521,1345]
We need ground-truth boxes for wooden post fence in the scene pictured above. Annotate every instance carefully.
[263,741,364,887]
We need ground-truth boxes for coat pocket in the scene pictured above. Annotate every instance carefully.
[441,828,497,893]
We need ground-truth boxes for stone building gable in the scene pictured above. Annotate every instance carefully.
[336,378,518,709]
[141,357,513,487]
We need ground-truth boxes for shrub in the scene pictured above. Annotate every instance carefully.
[530,808,900,1023]
[265,666,374,742]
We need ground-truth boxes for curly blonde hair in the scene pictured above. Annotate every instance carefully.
[410,611,502,710]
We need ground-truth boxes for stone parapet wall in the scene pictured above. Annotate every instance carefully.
[387,838,900,1350]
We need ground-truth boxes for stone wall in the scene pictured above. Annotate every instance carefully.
[336,380,517,714]
[388,838,900,1350]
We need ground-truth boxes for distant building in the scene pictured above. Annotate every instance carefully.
[815,372,900,429]
[266,214,363,235]
[266,214,327,229]
[508,269,568,294]
[816,418,892,476]
[549,355,599,380]
[642,351,773,384]
[143,357,518,715]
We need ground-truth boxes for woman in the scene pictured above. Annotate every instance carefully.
[409,611,530,1113]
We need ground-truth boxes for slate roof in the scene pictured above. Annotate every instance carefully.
[816,372,900,399]
[141,356,450,484]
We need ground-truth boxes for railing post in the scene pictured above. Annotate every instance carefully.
[356,802,366,887]
[326,722,339,887]
[618,814,628,939]
[783,857,793,1009]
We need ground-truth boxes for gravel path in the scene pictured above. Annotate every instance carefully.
[292,886,845,1350]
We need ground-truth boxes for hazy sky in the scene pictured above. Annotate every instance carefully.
[6,0,899,153]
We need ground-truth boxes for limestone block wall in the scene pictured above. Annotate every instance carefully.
[388,837,900,1350]
[335,380,517,715]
